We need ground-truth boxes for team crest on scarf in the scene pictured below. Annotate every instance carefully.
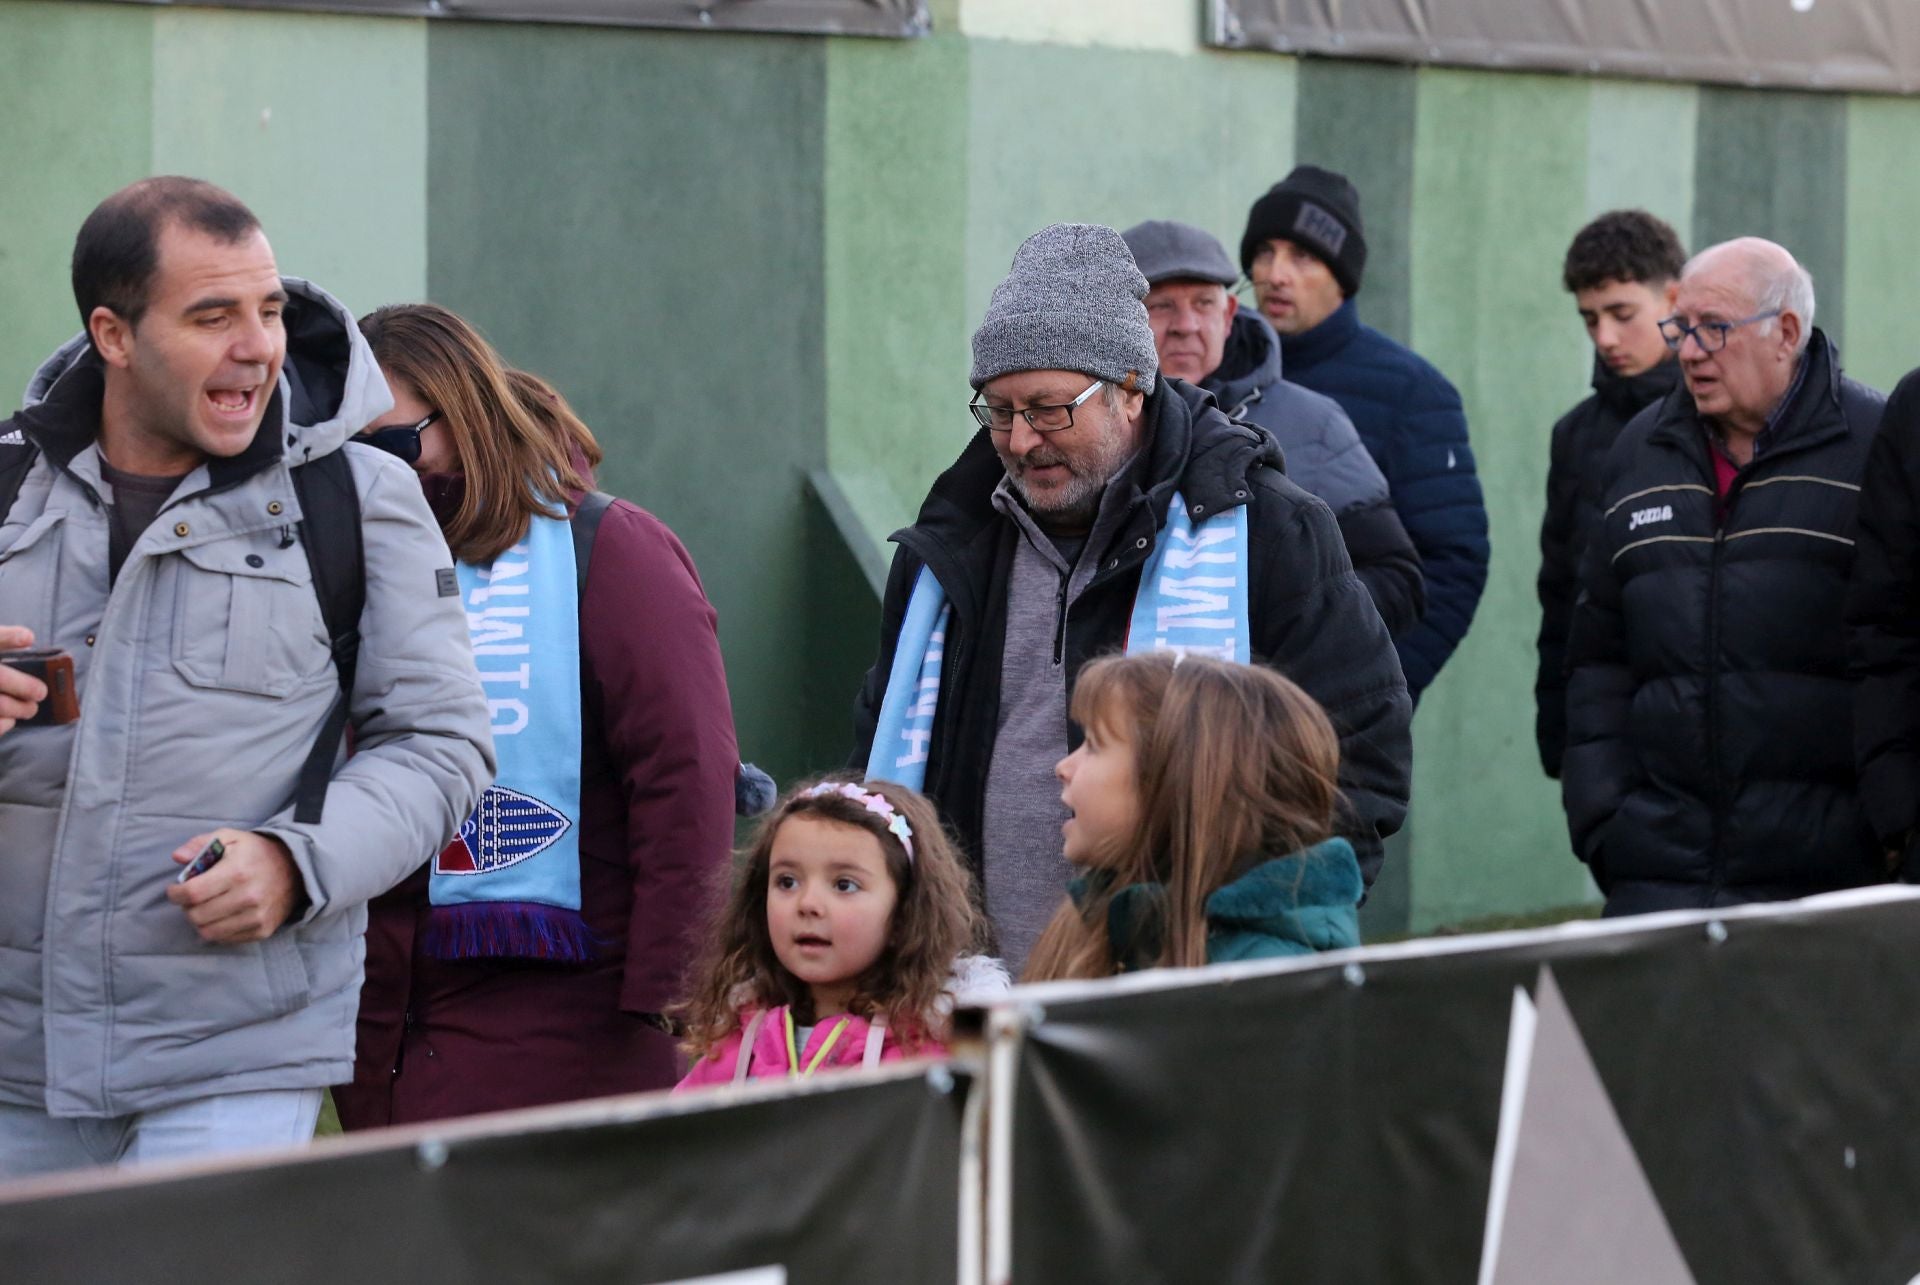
[435,785,573,875]
[424,513,591,962]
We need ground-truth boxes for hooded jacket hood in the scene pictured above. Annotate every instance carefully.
[1204,837,1363,947]
[1590,352,1680,420]
[1201,309,1286,417]
[1080,836,1363,971]
[20,275,391,464]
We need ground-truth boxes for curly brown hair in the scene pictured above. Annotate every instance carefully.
[676,777,988,1059]
[1562,209,1686,294]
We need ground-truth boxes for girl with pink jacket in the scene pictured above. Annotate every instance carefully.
[675,779,1002,1089]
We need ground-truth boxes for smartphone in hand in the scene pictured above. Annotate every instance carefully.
[1,648,79,725]
[175,837,226,884]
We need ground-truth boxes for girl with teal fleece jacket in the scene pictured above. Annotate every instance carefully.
[1026,653,1362,981]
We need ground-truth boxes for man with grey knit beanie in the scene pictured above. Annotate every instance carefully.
[854,222,1412,972]
[1241,164,1489,704]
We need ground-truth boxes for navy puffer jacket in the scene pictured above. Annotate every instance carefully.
[1279,300,1489,698]
[1564,331,1885,913]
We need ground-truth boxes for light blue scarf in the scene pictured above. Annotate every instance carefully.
[426,512,591,961]
[867,491,1251,788]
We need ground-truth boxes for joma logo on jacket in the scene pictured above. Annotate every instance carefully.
[1628,504,1674,530]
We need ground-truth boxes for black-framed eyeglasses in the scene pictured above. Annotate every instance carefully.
[1658,310,1780,354]
[968,379,1105,434]
[359,411,440,464]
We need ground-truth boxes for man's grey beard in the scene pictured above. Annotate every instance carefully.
[1010,461,1104,529]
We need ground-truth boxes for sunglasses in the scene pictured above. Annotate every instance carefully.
[359,411,440,465]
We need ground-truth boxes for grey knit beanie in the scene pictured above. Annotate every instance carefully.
[970,223,1159,394]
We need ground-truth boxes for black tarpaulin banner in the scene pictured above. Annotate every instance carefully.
[1210,0,1920,94]
[0,1063,965,1285]
[97,0,929,38]
[993,888,1920,1285]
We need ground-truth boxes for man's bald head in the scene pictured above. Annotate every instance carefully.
[1670,236,1815,436]
[1682,237,1815,355]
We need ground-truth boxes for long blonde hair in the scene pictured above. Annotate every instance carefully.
[1023,653,1342,981]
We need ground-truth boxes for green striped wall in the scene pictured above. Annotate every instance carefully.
[9,0,1920,930]
[1694,88,1849,350]
[1404,69,1595,930]
[0,2,151,401]
[1294,60,1416,345]
[1842,97,1920,392]
[421,23,842,778]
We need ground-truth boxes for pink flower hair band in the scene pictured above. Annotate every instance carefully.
[802,782,915,862]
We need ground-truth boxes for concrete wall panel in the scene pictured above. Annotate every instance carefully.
[150,9,427,316]
[954,0,1201,54]
[1842,96,1920,393]
[426,23,830,779]
[1408,68,1596,930]
[1694,86,1848,350]
[0,2,153,395]
[964,40,1294,345]
[1585,79,1697,234]
[1294,58,1417,345]
[824,33,972,543]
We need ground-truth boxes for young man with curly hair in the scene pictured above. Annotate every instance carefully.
[1536,210,1686,780]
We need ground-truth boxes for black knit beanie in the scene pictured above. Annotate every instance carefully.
[1239,165,1368,297]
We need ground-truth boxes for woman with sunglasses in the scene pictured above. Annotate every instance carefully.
[331,303,740,1128]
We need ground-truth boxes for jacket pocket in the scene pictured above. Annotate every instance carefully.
[171,542,330,698]
[259,931,312,1018]
[0,511,66,638]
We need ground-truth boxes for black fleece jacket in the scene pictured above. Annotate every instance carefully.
[1535,356,1681,778]
[852,380,1412,886]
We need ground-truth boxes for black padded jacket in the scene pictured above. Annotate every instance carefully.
[1846,366,1920,865]
[1563,332,1885,913]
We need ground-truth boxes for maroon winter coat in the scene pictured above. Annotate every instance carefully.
[333,495,738,1128]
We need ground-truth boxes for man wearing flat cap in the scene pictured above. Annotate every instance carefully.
[853,223,1412,971]
[1121,218,1424,639]
[1242,165,1489,702]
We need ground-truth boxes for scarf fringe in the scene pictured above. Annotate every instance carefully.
[424,902,596,963]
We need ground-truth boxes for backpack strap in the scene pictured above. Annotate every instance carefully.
[862,1018,888,1070]
[289,449,366,825]
[570,490,615,597]
[0,435,39,526]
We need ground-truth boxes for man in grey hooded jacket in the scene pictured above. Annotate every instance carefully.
[1121,220,1425,638]
[0,178,493,1176]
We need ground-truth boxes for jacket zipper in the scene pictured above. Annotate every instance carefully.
[1703,452,1756,905]
[1704,524,1727,904]
[395,1009,413,1075]
[1052,573,1069,666]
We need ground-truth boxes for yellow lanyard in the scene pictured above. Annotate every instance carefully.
[784,1010,852,1079]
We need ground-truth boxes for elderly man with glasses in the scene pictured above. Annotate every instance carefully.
[1562,236,1888,916]
[851,223,1411,971]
